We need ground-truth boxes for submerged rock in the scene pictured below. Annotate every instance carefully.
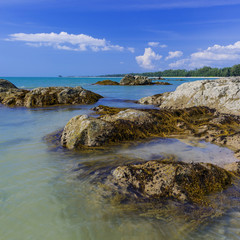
[139,77,240,116]
[0,81,103,107]
[93,80,119,85]
[104,160,232,204]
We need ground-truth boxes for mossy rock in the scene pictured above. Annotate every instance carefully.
[93,80,119,85]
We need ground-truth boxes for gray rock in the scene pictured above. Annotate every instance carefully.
[61,115,114,149]
[60,108,154,149]
[139,77,240,116]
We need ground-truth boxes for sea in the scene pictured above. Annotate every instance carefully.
[1,77,240,240]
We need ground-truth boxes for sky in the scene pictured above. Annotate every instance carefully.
[1,0,240,76]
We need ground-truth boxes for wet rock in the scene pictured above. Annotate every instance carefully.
[139,77,240,116]
[61,108,155,149]
[120,75,153,85]
[0,82,103,107]
[93,80,119,85]
[59,105,240,156]
[104,160,232,204]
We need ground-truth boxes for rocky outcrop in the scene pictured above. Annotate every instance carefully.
[58,105,240,158]
[0,81,103,107]
[0,79,17,90]
[93,80,119,85]
[104,160,232,204]
[61,107,155,149]
[120,75,153,85]
[139,77,240,116]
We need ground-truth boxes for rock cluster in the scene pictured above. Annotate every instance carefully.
[0,79,103,107]
[139,77,240,116]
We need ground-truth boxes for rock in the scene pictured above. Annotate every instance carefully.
[105,160,232,204]
[223,162,240,174]
[153,81,172,85]
[93,80,119,85]
[59,105,240,155]
[61,115,114,149]
[120,75,153,85]
[101,109,153,124]
[0,81,103,107]
[139,77,240,116]
[60,108,155,149]
[0,79,17,90]
[139,93,169,105]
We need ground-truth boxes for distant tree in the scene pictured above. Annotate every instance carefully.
[231,64,240,76]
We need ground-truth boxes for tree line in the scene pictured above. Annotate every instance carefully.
[100,64,240,77]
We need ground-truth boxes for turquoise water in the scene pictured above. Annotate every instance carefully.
[1,77,240,240]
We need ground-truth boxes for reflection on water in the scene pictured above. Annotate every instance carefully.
[1,77,240,240]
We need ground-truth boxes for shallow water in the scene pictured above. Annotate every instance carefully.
[1,77,240,240]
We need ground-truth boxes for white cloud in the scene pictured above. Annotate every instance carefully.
[127,47,135,53]
[169,59,189,68]
[136,48,162,70]
[165,50,183,60]
[148,42,159,47]
[169,41,240,69]
[6,31,133,52]
[159,44,168,48]
[148,42,167,48]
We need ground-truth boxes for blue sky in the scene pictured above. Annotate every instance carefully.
[1,0,240,76]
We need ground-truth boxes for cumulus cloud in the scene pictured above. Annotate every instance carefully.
[148,42,167,48]
[136,48,162,70]
[165,51,183,60]
[7,32,134,52]
[169,41,240,69]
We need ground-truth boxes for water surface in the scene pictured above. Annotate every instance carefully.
[1,77,239,240]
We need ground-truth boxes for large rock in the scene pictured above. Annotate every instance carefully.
[0,82,103,107]
[139,77,240,115]
[105,160,232,204]
[120,74,153,85]
[61,115,114,149]
[59,105,240,155]
[61,108,155,149]
[0,79,17,90]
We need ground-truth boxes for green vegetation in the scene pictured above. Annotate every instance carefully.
[99,64,240,77]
